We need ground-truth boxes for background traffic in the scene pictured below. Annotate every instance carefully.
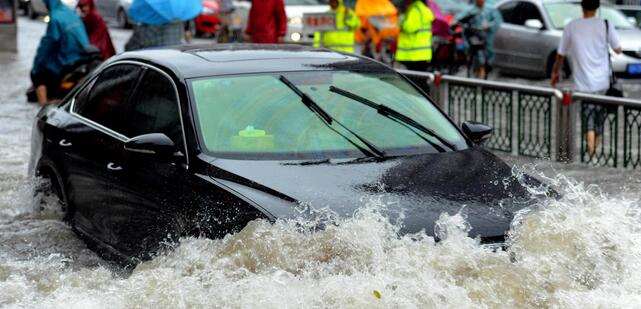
[16,0,641,80]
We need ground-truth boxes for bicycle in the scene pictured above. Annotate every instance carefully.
[452,14,490,79]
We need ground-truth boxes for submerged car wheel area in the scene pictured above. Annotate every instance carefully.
[30,44,547,265]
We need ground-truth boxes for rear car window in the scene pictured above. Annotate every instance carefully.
[73,64,141,132]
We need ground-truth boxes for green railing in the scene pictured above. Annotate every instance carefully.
[624,106,641,168]
[432,74,559,159]
[517,93,552,158]
[573,93,641,169]
[482,88,512,153]
[579,102,618,167]
[397,69,641,169]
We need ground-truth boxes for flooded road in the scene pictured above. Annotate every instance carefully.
[1,17,641,308]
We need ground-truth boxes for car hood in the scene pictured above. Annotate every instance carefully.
[204,148,542,240]
[617,28,641,50]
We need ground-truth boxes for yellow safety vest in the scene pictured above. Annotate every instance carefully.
[313,5,360,53]
[395,1,434,62]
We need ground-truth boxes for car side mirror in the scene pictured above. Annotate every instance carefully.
[461,121,493,145]
[124,133,177,160]
[627,17,638,26]
[524,19,544,30]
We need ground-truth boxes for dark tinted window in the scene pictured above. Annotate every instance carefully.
[123,69,183,146]
[499,2,518,24]
[73,79,95,110]
[518,2,543,25]
[74,64,141,132]
[501,1,543,26]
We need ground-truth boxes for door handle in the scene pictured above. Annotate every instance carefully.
[107,162,123,171]
[59,139,72,147]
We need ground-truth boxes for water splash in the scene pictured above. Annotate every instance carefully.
[2,170,640,308]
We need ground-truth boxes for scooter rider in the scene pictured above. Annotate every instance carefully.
[31,0,89,105]
[313,0,361,53]
[453,0,502,79]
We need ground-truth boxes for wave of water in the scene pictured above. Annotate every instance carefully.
[3,18,641,309]
[1,159,641,308]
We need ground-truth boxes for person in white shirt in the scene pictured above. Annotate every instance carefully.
[550,0,622,156]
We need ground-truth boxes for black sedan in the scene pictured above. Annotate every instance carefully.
[30,44,544,264]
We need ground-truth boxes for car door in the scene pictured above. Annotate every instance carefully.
[99,66,190,258]
[32,0,47,15]
[494,0,518,69]
[495,1,548,74]
[95,0,116,19]
[67,64,143,245]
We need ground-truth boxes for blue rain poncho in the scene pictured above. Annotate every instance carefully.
[32,0,89,75]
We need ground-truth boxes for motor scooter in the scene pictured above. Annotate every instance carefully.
[26,45,103,103]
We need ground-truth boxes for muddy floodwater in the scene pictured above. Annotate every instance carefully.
[1,18,641,308]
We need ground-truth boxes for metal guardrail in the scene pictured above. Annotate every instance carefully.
[397,69,641,169]
[398,69,561,159]
[572,92,641,169]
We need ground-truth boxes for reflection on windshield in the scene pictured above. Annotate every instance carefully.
[190,71,467,160]
[545,4,633,29]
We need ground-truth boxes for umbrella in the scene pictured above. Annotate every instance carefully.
[129,0,203,25]
[427,1,449,38]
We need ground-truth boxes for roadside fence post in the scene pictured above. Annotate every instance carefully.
[430,71,445,110]
[556,89,575,162]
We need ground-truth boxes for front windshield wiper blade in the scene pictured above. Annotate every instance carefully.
[278,75,386,158]
[329,86,457,152]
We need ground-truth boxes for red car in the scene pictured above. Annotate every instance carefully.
[195,0,222,36]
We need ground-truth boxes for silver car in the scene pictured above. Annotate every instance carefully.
[94,0,132,28]
[493,0,641,78]
[23,0,77,19]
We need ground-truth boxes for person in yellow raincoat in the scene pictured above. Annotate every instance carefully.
[395,0,434,72]
[313,0,361,53]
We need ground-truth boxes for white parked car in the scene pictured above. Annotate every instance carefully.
[493,0,641,78]
[94,0,132,28]
[283,0,328,44]
[231,0,328,44]
[22,0,77,19]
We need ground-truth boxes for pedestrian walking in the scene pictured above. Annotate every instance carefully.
[313,0,360,53]
[78,0,115,60]
[125,0,202,51]
[31,0,89,105]
[244,0,287,44]
[396,0,434,73]
[550,0,622,156]
[125,23,183,51]
[184,20,195,44]
[216,0,234,42]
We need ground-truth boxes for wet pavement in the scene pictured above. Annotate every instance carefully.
[1,17,641,308]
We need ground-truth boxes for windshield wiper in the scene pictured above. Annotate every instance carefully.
[278,76,386,158]
[329,86,457,152]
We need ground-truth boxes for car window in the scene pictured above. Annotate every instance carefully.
[123,69,183,147]
[431,0,467,14]
[191,71,468,160]
[545,3,633,29]
[74,64,142,132]
[501,1,542,26]
[499,1,518,24]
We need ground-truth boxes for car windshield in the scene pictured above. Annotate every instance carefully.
[544,3,634,30]
[285,0,329,5]
[432,0,468,14]
[190,71,468,160]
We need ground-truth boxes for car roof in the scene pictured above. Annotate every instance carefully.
[108,44,394,80]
